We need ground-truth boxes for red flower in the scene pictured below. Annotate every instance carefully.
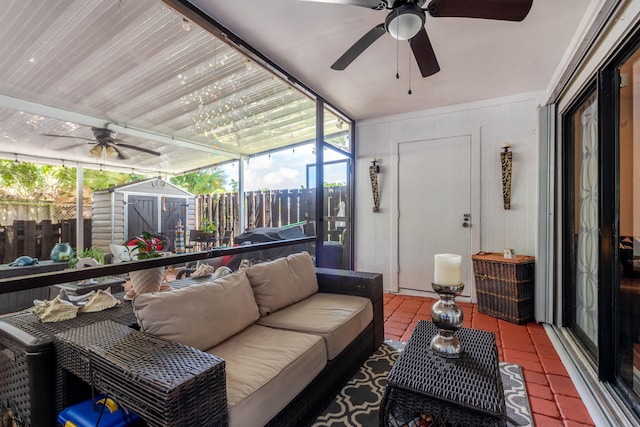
[127,232,165,260]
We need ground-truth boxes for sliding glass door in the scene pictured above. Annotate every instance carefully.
[618,45,640,402]
[564,91,599,358]
[562,33,640,416]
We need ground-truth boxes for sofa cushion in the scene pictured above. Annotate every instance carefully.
[256,293,372,360]
[208,324,326,427]
[245,251,318,316]
[132,271,259,351]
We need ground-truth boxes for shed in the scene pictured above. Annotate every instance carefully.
[92,178,195,252]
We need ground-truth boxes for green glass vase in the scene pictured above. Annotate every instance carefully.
[50,242,73,262]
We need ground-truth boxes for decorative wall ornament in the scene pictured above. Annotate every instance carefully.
[369,158,381,213]
[501,143,512,210]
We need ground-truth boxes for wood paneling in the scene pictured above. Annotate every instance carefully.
[355,94,541,296]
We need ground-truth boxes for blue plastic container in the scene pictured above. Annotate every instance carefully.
[57,396,141,427]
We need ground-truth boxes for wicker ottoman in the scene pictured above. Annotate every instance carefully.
[379,320,506,426]
[55,321,228,427]
[0,278,203,426]
[0,323,55,426]
[0,299,138,427]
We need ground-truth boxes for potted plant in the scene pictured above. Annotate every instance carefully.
[127,232,167,296]
[69,247,106,269]
[201,217,217,246]
[127,231,166,260]
[201,217,216,236]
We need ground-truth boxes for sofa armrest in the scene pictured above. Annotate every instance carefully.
[315,268,384,348]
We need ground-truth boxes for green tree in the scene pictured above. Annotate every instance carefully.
[83,170,144,191]
[0,160,147,200]
[0,161,69,199]
[170,169,227,194]
[0,161,43,198]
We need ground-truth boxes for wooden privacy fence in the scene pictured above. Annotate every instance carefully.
[195,186,349,243]
[0,219,92,264]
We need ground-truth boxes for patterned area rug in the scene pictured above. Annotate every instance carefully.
[313,340,533,426]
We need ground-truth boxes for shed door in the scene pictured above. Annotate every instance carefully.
[161,197,187,252]
[127,195,187,252]
[127,195,158,241]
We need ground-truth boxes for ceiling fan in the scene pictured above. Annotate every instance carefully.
[43,127,162,160]
[302,0,533,77]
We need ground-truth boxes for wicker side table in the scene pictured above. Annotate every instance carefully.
[55,320,228,427]
[379,320,506,427]
[472,252,535,324]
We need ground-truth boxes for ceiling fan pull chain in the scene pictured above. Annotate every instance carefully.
[408,46,412,95]
[395,40,399,79]
[395,10,400,79]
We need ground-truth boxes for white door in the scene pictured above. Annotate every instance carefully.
[398,135,475,297]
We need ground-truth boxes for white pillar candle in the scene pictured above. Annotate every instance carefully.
[434,253,462,285]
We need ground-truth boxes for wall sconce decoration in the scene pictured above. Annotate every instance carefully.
[501,143,512,210]
[369,158,381,213]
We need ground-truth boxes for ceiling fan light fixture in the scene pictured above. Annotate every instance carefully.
[385,5,425,40]
[105,145,119,158]
[89,145,103,157]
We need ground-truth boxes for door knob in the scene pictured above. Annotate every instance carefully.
[462,214,471,228]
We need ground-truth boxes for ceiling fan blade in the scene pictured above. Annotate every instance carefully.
[427,0,533,21]
[331,24,387,71]
[298,0,387,10]
[41,133,95,142]
[116,142,162,157]
[409,27,440,77]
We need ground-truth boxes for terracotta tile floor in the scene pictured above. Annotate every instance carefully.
[384,293,595,427]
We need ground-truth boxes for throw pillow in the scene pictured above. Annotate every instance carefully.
[132,271,260,351]
[245,251,318,316]
[288,251,319,293]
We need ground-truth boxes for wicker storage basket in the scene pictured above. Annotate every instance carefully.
[472,252,535,324]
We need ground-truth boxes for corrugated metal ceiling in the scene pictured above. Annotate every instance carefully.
[0,0,344,175]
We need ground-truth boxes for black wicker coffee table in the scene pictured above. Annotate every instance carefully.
[379,320,506,426]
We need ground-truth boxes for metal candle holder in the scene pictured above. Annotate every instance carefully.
[430,281,465,358]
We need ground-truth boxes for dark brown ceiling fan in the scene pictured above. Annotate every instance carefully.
[43,127,161,160]
[301,0,533,77]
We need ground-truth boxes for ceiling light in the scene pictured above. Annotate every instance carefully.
[385,5,425,41]
[105,146,119,158]
[182,18,191,31]
[89,145,103,157]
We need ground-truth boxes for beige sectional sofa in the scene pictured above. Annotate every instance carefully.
[132,251,383,426]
